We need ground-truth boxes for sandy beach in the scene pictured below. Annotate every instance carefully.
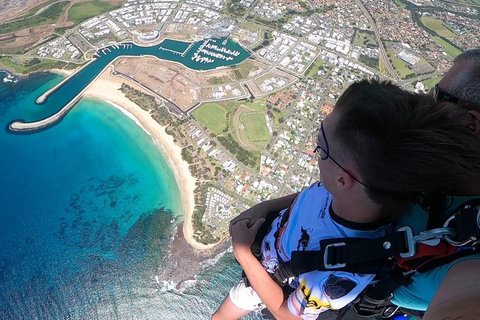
[53,68,216,250]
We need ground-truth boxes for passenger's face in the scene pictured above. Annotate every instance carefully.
[316,111,340,191]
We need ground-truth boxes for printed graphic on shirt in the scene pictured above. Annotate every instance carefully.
[261,240,279,273]
[297,227,312,251]
[291,278,331,313]
[265,241,271,252]
[323,274,357,300]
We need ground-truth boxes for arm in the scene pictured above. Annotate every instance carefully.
[423,259,480,320]
[229,192,299,234]
[231,219,302,320]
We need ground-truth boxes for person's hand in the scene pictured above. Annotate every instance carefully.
[230,218,265,256]
[229,205,267,235]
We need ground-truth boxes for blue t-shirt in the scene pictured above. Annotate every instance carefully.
[260,183,392,319]
[391,196,480,310]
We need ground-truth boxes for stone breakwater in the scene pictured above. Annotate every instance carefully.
[9,94,84,132]
[9,60,97,133]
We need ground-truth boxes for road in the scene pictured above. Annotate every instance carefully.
[354,0,399,80]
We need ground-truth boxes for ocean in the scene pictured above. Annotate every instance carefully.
[0,71,260,319]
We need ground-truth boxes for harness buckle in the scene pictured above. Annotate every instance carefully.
[324,242,347,269]
[398,226,416,258]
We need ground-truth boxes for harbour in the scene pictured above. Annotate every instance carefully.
[8,37,250,133]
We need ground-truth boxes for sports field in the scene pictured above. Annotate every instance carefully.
[432,36,462,59]
[240,111,270,142]
[387,50,414,79]
[191,103,228,134]
[421,17,456,38]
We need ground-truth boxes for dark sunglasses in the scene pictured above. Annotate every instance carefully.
[313,121,368,188]
[432,84,459,104]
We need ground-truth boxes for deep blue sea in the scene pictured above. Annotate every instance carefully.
[0,71,259,319]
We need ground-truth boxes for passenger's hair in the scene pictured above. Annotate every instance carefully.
[448,48,480,113]
[332,79,480,221]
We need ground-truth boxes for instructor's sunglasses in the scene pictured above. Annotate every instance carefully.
[432,84,459,104]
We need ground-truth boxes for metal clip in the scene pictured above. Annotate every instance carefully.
[398,226,415,258]
[324,242,346,269]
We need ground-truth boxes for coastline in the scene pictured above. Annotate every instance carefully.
[52,68,216,250]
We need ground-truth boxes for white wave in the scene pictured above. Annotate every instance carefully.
[156,279,179,293]
[105,100,152,136]
[199,246,232,269]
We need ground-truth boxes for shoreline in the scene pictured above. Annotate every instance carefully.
[53,67,217,250]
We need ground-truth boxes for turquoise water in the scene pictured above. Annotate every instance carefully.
[0,71,259,319]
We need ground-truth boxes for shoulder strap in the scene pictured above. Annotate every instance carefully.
[289,229,411,274]
[271,229,412,285]
[424,194,448,230]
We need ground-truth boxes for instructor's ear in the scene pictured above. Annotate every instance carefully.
[467,110,480,137]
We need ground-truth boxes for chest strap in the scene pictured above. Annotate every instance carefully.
[272,201,480,285]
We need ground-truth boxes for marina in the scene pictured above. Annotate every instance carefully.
[8,37,249,133]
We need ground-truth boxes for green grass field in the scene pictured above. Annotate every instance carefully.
[0,57,67,74]
[422,77,442,90]
[433,36,462,59]
[387,50,415,79]
[191,103,228,134]
[69,1,119,24]
[0,58,29,73]
[241,111,270,142]
[241,98,268,111]
[307,57,324,78]
[352,30,377,48]
[421,17,456,38]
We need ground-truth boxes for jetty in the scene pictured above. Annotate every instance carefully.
[181,43,194,57]
[9,93,84,132]
[10,56,101,133]
[35,58,96,104]
[158,46,182,55]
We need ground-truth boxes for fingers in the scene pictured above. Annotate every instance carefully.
[229,217,252,235]
[248,218,265,229]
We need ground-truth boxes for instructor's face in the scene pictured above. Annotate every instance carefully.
[437,60,471,92]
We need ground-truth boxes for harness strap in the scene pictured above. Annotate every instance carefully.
[454,205,480,241]
[289,230,410,275]
[424,194,448,230]
[272,261,295,286]
[399,199,480,272]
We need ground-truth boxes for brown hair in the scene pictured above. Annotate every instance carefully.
[332,79,480,220]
